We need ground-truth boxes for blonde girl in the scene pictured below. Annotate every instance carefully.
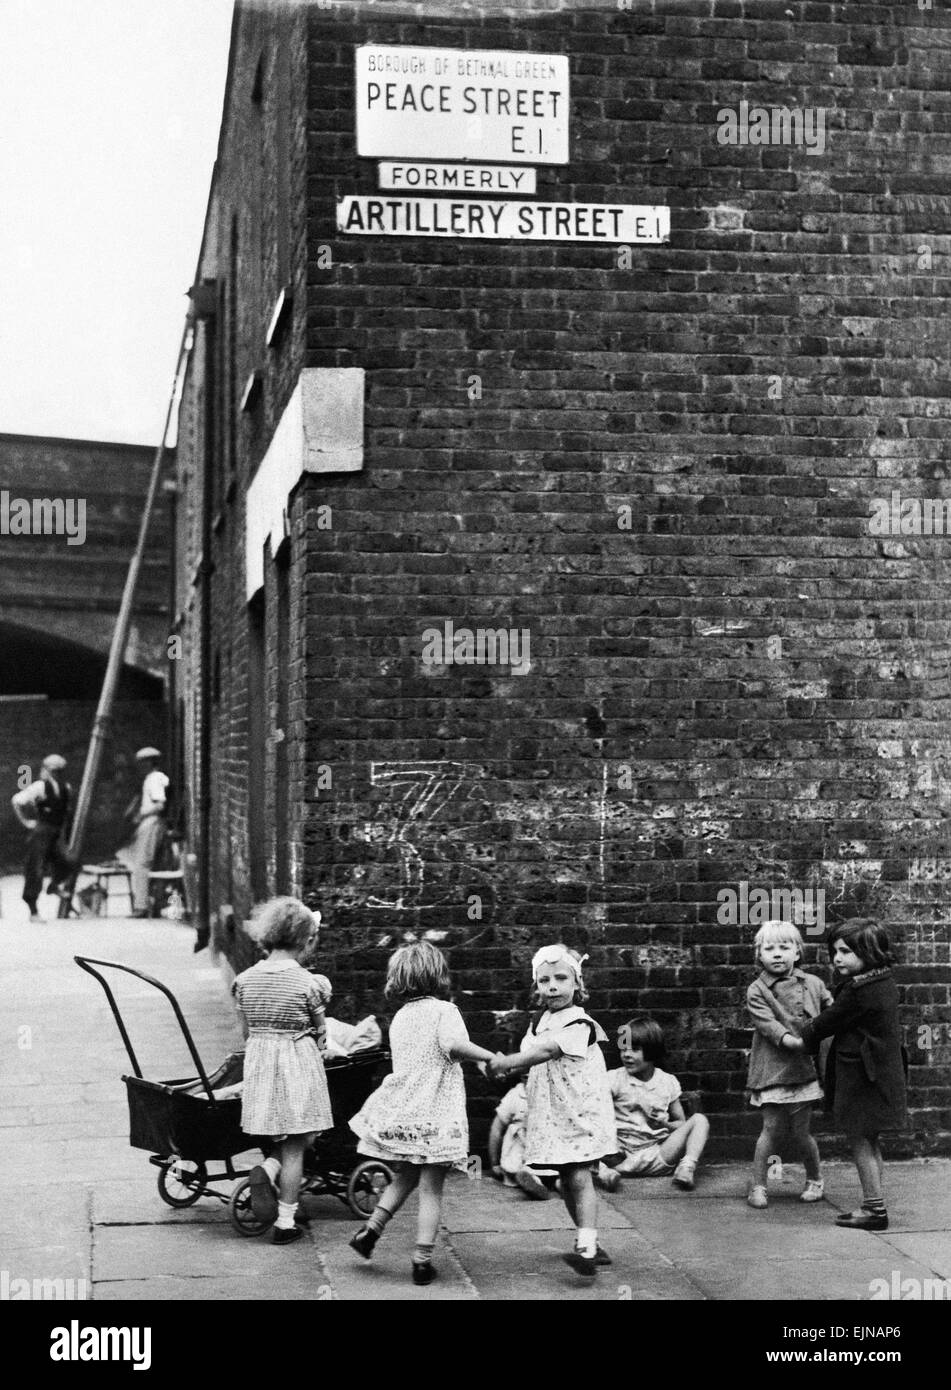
[488,945,616,1278]
[233,898,332,1245]
[745,920,832,1209]
[348,942,497,1284]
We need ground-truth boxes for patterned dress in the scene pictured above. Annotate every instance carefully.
[349,996,470,1169]
[233,959,333,1138]
[522,1006,617,1167]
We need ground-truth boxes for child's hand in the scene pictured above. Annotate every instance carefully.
[487,1053,508,1080]
[782,1033,804,1050]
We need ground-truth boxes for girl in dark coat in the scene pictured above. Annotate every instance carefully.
[790,919,906,1231]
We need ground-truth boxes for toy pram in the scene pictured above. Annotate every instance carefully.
[75,956,393,1235]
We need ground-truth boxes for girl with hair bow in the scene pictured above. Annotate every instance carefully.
[488,945,616,1278]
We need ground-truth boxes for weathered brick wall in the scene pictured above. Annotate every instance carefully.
[177,0,951,1155]
[297,0,951,1155]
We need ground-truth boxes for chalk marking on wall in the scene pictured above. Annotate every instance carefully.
[366,761,468,909]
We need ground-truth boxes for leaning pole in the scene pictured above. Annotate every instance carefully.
[58,330,190,915]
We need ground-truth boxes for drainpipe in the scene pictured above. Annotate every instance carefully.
[191,278,218,953]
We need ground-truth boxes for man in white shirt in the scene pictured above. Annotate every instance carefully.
[11,753,73,922]
[117,747,169,917]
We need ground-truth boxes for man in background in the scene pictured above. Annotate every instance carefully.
[117,747,169,918]
[11,754,73,922]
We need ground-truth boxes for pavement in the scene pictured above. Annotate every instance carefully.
[3,872,950,1303]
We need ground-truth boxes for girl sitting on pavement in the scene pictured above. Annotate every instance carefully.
[488,945,617,1279]
[790,918,907,1232]
[233,897,333,1245]
[348,941,498,1285]
[745,919,832,1210]
[595,1017,709,1192]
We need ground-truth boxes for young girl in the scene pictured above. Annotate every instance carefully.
[488,945,616,1278]
[595,1017,710,1192]
[791,918,907,1231]
[233,897,333,1245]
[745,920,832,1209]
[348,942,497,1284]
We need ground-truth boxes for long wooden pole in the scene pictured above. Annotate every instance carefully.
[58,332,190,914]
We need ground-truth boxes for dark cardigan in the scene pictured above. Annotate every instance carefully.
[799,967,907,1136]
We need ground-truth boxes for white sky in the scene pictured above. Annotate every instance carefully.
[0,0,235,446]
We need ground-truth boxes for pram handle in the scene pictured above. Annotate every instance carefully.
[74,955,216,1100]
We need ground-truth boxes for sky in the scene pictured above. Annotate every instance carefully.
[0,0,236,446]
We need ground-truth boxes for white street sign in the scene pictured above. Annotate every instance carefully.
[337,197,670,244]
[356,45,569,164]
[378,162,537,195]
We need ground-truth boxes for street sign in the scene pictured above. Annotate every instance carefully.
[355,45,569,164]
[337,197,670,244]
[378,162,537,195]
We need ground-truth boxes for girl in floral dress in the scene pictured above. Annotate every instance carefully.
[488,945,616,1278]
[348,942,497,1284]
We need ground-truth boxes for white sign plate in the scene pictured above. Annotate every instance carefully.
[378,162,537,195]
[337,197,670,244]
[356,45,569,165]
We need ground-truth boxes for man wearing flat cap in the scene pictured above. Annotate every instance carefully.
[117,748,169,918]
[11,754,74,923]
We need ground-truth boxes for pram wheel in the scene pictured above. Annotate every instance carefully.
[347,1160,393,1217]
[229,1177,270,1237]
[157,1157,207,1207]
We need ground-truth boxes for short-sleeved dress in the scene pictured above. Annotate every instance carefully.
[522,1006,617,1167]
[349,996,470,1170]
[233,959,333,1138]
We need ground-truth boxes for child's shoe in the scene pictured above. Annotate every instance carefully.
[562,1250,597,1278]
[800,1179,825,1203]
[747,1184,768,1209]
[835,1206,888,1231]
[349,1225,380,1259]
[515,1166,552,1200]
[271,1224,304,1246]
[594,1246,613,1267]
[672,1158,697,1190]
[248,1165,278,1224]
[411,1260,437,1285]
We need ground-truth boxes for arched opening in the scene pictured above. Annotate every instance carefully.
[0,621,163,699]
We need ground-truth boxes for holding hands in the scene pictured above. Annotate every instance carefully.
[486,1052,509,1080]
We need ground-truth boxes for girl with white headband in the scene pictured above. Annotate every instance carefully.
[487,944,616,1278]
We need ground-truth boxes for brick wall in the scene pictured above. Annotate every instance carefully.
[176,0,951,1156]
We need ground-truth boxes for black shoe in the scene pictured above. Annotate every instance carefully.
[350,1226,379,1259]
[835,1209,888,1231]
[594,1246,612,1267]
[272,1224,304,1246]
[562,1250,597,1278]
[411,1260,437,1285]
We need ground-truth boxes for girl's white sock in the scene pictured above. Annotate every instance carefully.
[576,1227,597,1258]
[263,1156,282,1184]
[275,1200,297,1231]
